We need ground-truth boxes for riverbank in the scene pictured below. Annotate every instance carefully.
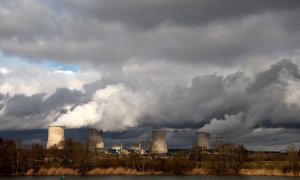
[240,169,299,176]
[23,167,300,176]
[189,168,300,176]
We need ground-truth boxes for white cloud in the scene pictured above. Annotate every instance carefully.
[53,84,153,131]
[0,56,100,96]
[0,67,10,74]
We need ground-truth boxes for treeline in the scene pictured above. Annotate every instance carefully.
[0,138,299,175]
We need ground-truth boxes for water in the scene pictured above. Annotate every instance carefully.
[0,176,299,180]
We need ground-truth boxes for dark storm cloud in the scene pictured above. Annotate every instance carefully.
[0,88,86,129]
[58,0,300,28]
[247,59,300,92]
[142,73,251,128]
[1,0,300,67]
[4,93,45,116]
[44,88,84,109]
[3,88,84,117]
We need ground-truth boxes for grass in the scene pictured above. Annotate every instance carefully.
[36,167,79,175]
[87,167,162,175]
[24,166,300,176]
[240,169,299,176]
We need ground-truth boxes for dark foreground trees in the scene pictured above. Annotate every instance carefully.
[46,138,93,175]
[29,144,44,174]
[283,145,300,175]
[0,139,17,175]
[0,138,299,176]
[213,142,248,175]
[0,139,251,176]
[190,146,206,169]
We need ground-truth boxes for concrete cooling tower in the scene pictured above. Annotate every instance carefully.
[46,126,65,149]
[88,128,104,148]
[151,130,167,154]
[196,132,209,149]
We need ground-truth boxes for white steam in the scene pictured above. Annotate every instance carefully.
[52,84,151,131]
[198,112,246,134]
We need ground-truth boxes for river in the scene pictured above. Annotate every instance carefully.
[0,176,299,180]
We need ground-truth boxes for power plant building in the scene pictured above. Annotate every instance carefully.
[46,126,65,149]
[151,130,168,154]
[195,132,209,149]
[88,128,104,149]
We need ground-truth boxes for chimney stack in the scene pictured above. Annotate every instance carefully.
[88,128,104,148]
[151,130,167,154]
[46,126,65,149]
[195,132,209,149]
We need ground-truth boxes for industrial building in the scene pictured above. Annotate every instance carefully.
[88,128,104,149]
[44,125,212,154]
[195,132,209,150]
[151,130,168,154]
[46,126,65,149]
[129,143,145,154]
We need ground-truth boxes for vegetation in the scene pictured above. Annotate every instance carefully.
[211,142,248,175]
[0,137,299,176]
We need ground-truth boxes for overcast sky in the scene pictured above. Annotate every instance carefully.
[1,0,300,150]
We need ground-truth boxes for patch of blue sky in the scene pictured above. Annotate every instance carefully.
[40,61,80,72]
[0,51,79,72]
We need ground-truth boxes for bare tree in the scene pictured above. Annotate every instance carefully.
[29,144,45,175]
[213,142,248,175]
[190,146,205,168]
[285,144,299,175]
[232,144,248,174]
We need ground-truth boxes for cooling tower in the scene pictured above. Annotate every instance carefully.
[196,132,209,149]
[151,130,167,154]
[46,126,65,149]
[88,128,104,148]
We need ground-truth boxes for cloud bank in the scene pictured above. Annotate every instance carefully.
[1,60,299,149]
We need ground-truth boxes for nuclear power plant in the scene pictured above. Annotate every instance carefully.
[88,128,104,149]
[195,132,209,149]
[151,130,168,154]
[44,125,211,154]
[46,126,65,149]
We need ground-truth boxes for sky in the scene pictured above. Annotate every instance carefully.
[1,0,300,151]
